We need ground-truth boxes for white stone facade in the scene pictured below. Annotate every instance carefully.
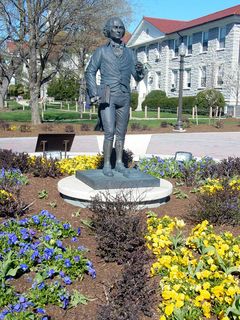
[128,10,240,115]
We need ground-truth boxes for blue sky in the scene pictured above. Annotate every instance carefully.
[129,0,240,32]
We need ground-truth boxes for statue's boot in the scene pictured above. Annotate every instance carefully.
[103,140,114,177]
[115,140,127,173]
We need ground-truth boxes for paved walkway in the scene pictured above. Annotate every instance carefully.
[0,132,239,160]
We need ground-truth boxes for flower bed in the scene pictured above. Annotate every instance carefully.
[146,214,240,320]
[0,210,95,319]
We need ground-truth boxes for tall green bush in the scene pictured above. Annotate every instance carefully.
[195,89,225,115]
[47,75,79,101]
[8,84,30,99]
[130,92,138,110]
[142,90,166,110]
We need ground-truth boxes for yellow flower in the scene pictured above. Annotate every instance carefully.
[202,301,211,318]
[175,218,185,228]
[165,303,174,316]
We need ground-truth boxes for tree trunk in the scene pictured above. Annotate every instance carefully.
[0,78,10,109]
[30,86,41,124]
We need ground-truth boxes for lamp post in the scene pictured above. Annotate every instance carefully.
[174,42,186,131]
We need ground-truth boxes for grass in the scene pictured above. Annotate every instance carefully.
[1,102,239,128]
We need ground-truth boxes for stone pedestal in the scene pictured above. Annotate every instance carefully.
[58,170,173,209]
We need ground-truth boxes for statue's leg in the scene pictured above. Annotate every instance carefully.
[100,102,115,177]
[114,95,130,173]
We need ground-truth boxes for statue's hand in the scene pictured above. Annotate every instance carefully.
[90,96,100,104]
[135,61,144,73]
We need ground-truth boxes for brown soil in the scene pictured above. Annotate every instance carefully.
[5,176,235,320]
[0,118,240,138]
[1,120,240,319]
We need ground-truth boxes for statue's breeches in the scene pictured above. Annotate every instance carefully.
[100,93,130,142]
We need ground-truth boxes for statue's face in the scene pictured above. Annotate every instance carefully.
[109,18,125,42]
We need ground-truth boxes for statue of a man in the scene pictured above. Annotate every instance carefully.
[85,17,145,177]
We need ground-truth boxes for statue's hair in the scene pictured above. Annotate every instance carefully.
[103,17,125,38]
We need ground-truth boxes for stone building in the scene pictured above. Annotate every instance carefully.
[127,5,240,116]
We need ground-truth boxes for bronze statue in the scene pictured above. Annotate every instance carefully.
[85,17,145,177]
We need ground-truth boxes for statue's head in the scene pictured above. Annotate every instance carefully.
[103,17,125,41]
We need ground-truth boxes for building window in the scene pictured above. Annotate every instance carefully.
[172,70,178,89]
[187,36,193,55]
[184,69,191,88]
[156,71,161,89]
[217,64,224,86]
[200,66,207,87]
[146,28,149,35]
[173,39,179,57]
[219,26,226,49]
[202,31,208,52]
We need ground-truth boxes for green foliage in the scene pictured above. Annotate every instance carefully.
[38,189,48,199]
[142,90,166,110]
[130,91,138,110]
[8,84,30,99]
[47,75,79,100]
[0,210,94,318]
[195,89,225,115]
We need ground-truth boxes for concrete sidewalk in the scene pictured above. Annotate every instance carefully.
[0,132,239,160]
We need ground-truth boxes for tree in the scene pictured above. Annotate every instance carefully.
[0,0,133,124]
[47,75,78,100]
[61,0,133,114]
[195,89,225,115]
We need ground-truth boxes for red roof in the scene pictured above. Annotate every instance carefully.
[144,4,240,35]
[122,32,132,44]
[143,17,187,34]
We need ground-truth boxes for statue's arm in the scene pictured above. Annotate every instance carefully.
[131,51,146,82]
[85,48,102,99]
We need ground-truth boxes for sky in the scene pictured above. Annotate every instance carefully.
[128,0,240,32]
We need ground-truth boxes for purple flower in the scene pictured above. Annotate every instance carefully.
[44,235,51,241]
[32,215,40,225]
[20,228,29,240]
[71,237,77,242]
[86,260,93,268]
[36,308,45,314]
[0,168,5,178]
[73,255,80,262]
[18,218,29,225]
[59,271,65,278]
[56,240,63,248]
[63,223,70,230]
[20,263,28,271]
[0,310,10,319]
[87,266,96,279]
[76,227,81,236]
[55,254,63,260]
[47,269,55,278]
[8,233,18,245]
[78,245,86,251]
[63,276,72,285]
[13,303,21,312]
[31,249,39,261]
[64,259,71,268]
[29,229,36,236]
[43,248,54,260]
[19,296,26,303]
[38,282,45,290]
